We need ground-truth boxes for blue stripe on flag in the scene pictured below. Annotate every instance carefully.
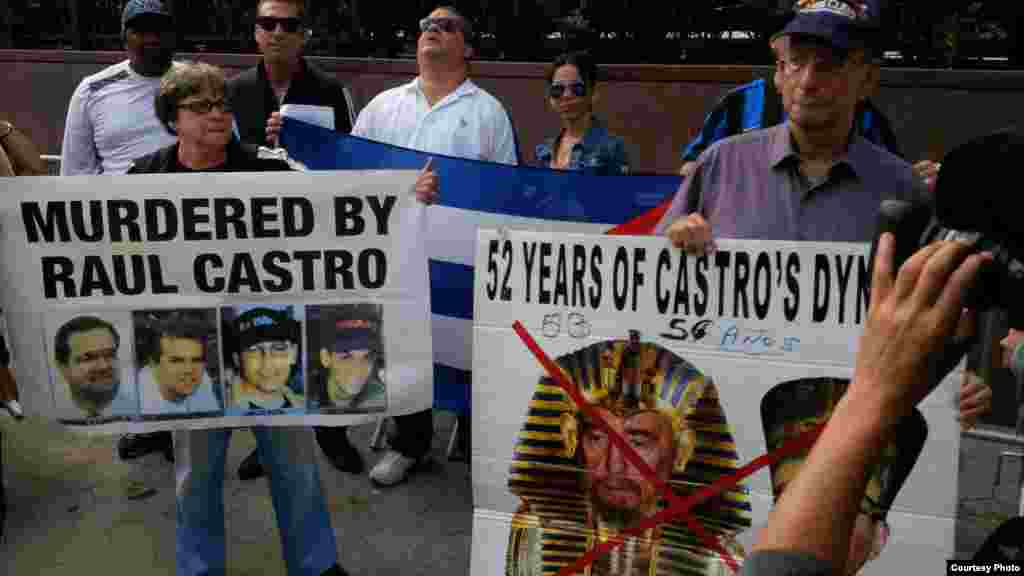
[434,363,471,414]
[430,260,474,320]
[281,118,682,225]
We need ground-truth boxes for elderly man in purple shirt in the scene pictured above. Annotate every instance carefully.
[657,0,992,455]
[656,1,926,246]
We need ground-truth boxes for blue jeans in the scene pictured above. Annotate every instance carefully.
[174,427,338,576]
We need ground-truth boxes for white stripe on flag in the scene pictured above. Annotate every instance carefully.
[427,205,614,267]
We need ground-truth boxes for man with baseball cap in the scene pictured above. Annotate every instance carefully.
[656,0,923,247]
[60,0,181,461]
[760,377,928,575]
[314,306,386,412]
[229,307,305,410]
[655,0,989,429]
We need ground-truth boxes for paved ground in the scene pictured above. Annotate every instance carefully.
[0,413,471,576]
[955,430,1024,560]
[2,413,1021,574]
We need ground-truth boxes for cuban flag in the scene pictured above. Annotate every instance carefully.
[280,119,683,415]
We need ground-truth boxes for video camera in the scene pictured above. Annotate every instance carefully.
[870,129,1024,328]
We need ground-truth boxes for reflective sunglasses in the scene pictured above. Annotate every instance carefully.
[419,16,463,34]
[548,81,587,99]
[255,16,303,33]
[178,98,232,115]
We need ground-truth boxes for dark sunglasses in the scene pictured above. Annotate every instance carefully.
[419,16,462,34]
[548,81,587,99]
[178,98,232,115]
[255,16,303,33]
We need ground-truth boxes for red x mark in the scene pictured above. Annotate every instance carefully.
[513,321,824,576]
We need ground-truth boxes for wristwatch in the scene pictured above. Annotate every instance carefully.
[0,121,13,141]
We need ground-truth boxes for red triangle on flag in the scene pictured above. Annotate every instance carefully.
[604,199,672,236]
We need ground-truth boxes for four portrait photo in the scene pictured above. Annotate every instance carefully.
[47,303,387,422]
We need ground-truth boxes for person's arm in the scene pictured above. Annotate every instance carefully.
[335,83,356,134]
[0,122,46,175]
[351,100,375,139]
[753,235,990,571]
[0,143,14,177]
[60,83,99,175]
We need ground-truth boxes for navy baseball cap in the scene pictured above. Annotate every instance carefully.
[773,1,879,51]
[331,319,375,353]
[233,307,300,351]
[122,0,172,33]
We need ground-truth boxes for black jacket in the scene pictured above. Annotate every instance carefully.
[127,139,291,174]
[227,58,355,146]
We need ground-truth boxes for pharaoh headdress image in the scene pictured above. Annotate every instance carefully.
[761,377,928,520]
[505,337,751,576]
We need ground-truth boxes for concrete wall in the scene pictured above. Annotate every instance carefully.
[7,49,1024,174]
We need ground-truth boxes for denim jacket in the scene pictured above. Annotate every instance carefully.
[534,117,631,175]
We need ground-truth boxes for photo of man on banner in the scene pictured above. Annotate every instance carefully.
[760,377,928,575]
[223,305,304,412]
[307,303,386,413]
[505,337,750,576]
[53,315,137,419]
[134,309,222,416]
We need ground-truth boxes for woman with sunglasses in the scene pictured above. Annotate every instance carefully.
[535,51,631,175]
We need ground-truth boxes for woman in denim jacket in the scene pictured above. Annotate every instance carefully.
[534,51,631,175]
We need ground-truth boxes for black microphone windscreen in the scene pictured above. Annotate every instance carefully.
[934,129,1024,237]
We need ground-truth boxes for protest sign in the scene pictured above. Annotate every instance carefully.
[279,118,680,414]
[0,171,433,433]
[471,230,963,576]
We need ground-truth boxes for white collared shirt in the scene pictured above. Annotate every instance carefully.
[352,77,518,165]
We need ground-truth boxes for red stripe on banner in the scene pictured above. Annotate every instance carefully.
[604,199,672,236]
[512,320,826,576]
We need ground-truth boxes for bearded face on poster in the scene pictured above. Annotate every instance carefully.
[505,337,750,576]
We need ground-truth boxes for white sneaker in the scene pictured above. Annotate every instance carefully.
[369,450,417,486]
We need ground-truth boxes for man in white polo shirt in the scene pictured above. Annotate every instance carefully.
[60,0,178,176]
[346,4,519,487]
[352,5,518,165]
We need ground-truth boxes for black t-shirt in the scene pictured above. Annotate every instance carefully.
[127,139,291,174]
[227,58,354,147]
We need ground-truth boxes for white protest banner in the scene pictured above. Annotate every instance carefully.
[0,171,432,434]
[471,230,962,576]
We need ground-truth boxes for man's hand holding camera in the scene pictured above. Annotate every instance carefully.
[853,235,992,427]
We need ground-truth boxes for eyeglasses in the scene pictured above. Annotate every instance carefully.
[777,51,858,77]
[177,98,232,115]
[419,16,463,35]
[255,16,303,33]
[548,81,587,99]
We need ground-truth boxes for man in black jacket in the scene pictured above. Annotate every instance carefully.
[225,0,361,481]
[227,0,355,148]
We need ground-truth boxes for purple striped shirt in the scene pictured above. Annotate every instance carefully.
[655,123,927,242]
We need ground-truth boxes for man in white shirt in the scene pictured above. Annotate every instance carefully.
[352,6,519,166]
[346,4,519,487]
[60,0,178,175]
[138,311,221,415]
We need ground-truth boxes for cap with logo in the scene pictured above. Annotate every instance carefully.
[773,0,880,51]
[122,0,172,33]
[232,307,300,352]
